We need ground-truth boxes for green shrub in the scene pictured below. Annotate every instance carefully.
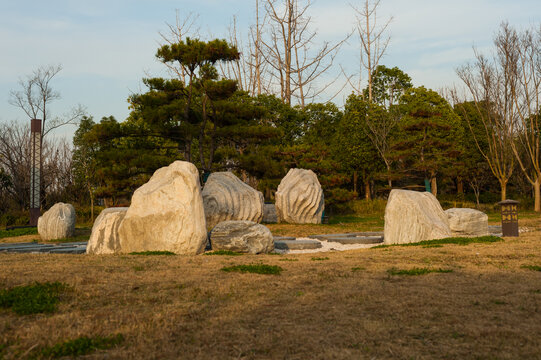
[204,250,243,256]
[221,264,283,275]
[38,334,124,358]
[521,265,541,272]
[0,282,68,315]
[129,251,175,256]
[0,227,38,239]
[387,267,453,276]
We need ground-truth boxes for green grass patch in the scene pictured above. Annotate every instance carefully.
[129,251,175,256]
[311,257,330,261]
[521,265,541,272]
[387,267,453,276]
[204,250,243,256]
[0,282,68,315]
[373,236,503,249]
[351,267,365,272]
[221,264,283,275]
[37,334,124,358]
[0,227,38,239]
[279,258,299,262]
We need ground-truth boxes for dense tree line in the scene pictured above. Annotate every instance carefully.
[1,13,539,225]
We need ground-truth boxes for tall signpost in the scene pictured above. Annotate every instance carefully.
[30,119,42,226]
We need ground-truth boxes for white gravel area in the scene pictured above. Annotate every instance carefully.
[273,237,381,254]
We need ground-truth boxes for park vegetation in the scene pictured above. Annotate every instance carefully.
[0,1,540,227]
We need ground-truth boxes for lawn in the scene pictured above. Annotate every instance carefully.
[0,217,540,359]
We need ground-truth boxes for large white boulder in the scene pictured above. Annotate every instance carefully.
[275,168,324,224]
[118,161,208,255]
[37,202,76,241]
[445,208,489,237]
[384,190,451,245]
[86,207,128,254]
[210,220,274,254]
[202,172,264,229]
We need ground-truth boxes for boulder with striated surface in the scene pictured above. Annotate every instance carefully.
[118,161,208,255]
[384,190,451,245]
[275,168,324,224]
[445,208,489,237]
[37,202,76,241]
[210,220,274,254]
[202,172,264,229]
[86,207,128,254]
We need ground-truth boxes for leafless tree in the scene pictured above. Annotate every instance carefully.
[506,24,541,211]
[351,0,392,100]
[9,64,85,137]
[261,0,347,106]
[455,24,518,202]
[158,10,200,84]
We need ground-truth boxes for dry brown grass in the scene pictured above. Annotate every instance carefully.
[1,218,540,359]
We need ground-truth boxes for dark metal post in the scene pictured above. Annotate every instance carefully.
[30,119,42,226]
[497,199,519,237]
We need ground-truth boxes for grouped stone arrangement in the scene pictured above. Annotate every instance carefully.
[37,202,76,241]
[202,172,264,229]
[384,189,490,245]
[275,168,325,224]
[36,162,493,255]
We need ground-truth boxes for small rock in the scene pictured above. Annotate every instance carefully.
[37,202,76,241]
[86,207,128,254]
[445,208,489,237]
[210,220,274,254]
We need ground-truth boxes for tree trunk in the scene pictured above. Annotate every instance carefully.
[430,176,437,197]
[457,178,464,195]
[89,186,94,223]
[353,171,358,196]
[534,177,540,212]
[365,180,371,200]
[500,180,507,201]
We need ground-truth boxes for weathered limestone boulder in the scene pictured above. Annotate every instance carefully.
[275,168,324,224]
[86,207,128,254]
[384,190,451,245]
[210,220,274,254]
[37,202,76,241]
[202,172,264,229]
[262,203,278,223]
[445,208,489,237]
[118,161,207,255]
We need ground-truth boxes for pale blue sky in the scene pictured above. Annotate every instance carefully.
[1,0,540,139]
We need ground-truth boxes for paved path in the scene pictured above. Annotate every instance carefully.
[0,241,87,254]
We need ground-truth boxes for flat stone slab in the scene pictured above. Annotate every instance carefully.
[274,239,322,250]
[0,242,88,254]
[323,236,383,245]
[309,232,383,240]
[273,236,296,241]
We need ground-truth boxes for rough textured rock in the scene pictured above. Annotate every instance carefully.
[202,172,264,229]
[86,207,128,254]
[445,208,489,237]
[275,168,324,224]
[384,190,451,245]
[118,161,207,255]
[210,220,274,254]
[262,203,278,223]
[37,202,76,241]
